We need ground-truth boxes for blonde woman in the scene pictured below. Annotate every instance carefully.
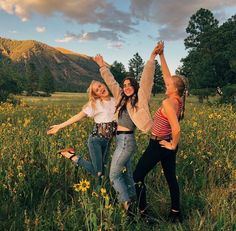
[133,41,187,222]
[47,80,116,183]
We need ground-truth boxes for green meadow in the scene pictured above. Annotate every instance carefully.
[0,92,235,231]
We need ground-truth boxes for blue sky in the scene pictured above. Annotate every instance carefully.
[0,0,236,73]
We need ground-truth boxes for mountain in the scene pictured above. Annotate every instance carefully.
[0,37,101,91]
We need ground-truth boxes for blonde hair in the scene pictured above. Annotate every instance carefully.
[83,80,103,111]
[172,75,188,120]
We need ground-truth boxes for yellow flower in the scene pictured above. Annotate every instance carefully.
[92,191,99,198]
[23,118,31,127]
[100,187,107,195]
[208,114,214,119]
[18,172,25,178]
[73,179,90,192]
[105,204,112,209]
[232,170,236,180]
[122,166,127,173]
[192,122,198,127]
[52,167,59,173]
[17,165,23,171]
[103,194,110,201]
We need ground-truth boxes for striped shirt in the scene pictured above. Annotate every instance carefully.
[151,97,182,137]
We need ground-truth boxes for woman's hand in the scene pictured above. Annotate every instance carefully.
[47,125,61,135]
[93,54,106,68]
[159,140,175,150]
[150,41,164,61]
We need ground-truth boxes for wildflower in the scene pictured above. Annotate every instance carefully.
[100,187,107,195]
[92,191,99,198]
[73,179,90,192]
[17,165,23,171]
[208,114,214,119]
[34,218,40,225]
[23,118,31,127]
[103,194,110,201]
[122,166,127,173]
[52,167,59,173]
[232,170,236,180]
[192,122,198,127]
[105,204,112,209]
[18,172,25,178]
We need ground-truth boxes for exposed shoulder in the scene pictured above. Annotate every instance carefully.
[162,98,173,107]
[162,98,177,110]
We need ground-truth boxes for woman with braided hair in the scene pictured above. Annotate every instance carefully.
[133,41,187,222]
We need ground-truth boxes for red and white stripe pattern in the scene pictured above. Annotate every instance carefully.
[151,98,182,137]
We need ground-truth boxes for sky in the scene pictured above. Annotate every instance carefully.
[0,0,236,73]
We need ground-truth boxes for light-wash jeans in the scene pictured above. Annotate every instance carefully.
[75,135,110,177]
[109,133,137,203]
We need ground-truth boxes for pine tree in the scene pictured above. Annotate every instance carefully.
[110,61,127,85]
[39,66,55,93]
[128,53,144,82]
[0,55,21,102]
[25,62,39,94]
[152,60,164,96]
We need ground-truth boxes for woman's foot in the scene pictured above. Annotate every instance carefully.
[140,209,157,225]
[58,148,78,162]
[123,201,130,211]
[168,210,183,223]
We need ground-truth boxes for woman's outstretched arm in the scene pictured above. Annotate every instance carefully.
[47,111,87,135]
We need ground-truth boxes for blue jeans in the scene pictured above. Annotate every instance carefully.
[109,133,137,203]
[75,135,110,177]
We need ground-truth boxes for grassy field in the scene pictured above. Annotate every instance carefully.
[0,92,235,231]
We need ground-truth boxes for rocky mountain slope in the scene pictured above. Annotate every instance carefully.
[0,37,101,91]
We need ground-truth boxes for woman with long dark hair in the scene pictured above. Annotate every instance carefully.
[93,43,162,211]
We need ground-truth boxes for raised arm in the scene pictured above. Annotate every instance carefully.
[158,41,173,86]
[93,54,121,100]
[139,42,164,102]
[47,111,87,135]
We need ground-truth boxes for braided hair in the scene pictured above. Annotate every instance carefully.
[172,75,188,120]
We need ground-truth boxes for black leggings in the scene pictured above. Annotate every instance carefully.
[133,139,180,211]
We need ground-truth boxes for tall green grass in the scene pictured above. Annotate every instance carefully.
[0,93,235,230]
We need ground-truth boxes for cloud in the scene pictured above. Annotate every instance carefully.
[55,30,123,43]
[55,36,75,43]
[107,42,124,49]
[36,26,46,33]
[130,0,236,40]
[0,0,137,34]
[2,0,235,42]
[9,30,18,34]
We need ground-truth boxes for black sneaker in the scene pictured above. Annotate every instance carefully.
[140,211,158,225]
[168,210,183,223]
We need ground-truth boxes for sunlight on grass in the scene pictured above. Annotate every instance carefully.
[0,94,235,230]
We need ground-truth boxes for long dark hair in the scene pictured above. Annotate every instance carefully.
[116,77,139,117]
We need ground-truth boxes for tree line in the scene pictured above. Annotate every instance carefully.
[0,55,55,102]
[1,7,235,103]
[177,8,236,102]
